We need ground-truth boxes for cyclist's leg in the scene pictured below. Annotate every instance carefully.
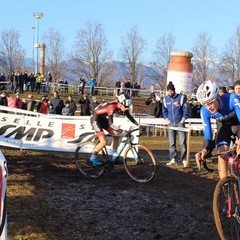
[217,145,229,179]
[90,117,108,165]
[216,125,232,179]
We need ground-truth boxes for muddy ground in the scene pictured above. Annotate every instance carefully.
[4,136,221,240]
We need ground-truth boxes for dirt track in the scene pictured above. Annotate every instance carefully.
[4,139,222,240]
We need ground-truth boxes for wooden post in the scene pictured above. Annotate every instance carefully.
[186,122,191,167]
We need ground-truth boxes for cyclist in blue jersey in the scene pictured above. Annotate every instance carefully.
[195,80,240,179]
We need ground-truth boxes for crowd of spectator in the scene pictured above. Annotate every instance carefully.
[0,71,53,94]
[0,90,105,116]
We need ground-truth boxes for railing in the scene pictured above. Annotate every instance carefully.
[0,81,165,98]
[48,83,165,97]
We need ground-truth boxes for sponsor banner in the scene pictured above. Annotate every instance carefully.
[0,106,139,153]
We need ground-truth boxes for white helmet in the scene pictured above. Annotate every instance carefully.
[117,93,132,107]
[196,80,219,105]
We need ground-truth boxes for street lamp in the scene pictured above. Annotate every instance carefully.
[31,26,36,72]
[33,12,44,74]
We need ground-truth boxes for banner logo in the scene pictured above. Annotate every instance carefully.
[61,123,75,139]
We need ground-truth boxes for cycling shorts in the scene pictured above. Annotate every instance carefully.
[216,123,240,148]
[90,116,112,137]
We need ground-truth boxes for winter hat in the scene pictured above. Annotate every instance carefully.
[167,81,175,91]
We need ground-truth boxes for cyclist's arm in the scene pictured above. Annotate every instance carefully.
[124,110,140,126]
[200,107,216,153]
[230,93,240,122]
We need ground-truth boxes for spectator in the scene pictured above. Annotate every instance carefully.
[9,72,14,92]
[125,80,132,96]
[145,93,162,118]
[47,103,56,114]
[46,71,52,93]
[89,78,95,95]
[79,93,91,116]
[62,101,71,116]
[18,71,24,94]
[37,95,48,112]
[63,79,68,94]
[188,97,201,136]
[91,96,100,112]
[120,80,125,94]
[50,91,64,115]
[219,86,228,96]
[23,71,29,92]
[27,94,37,111]
[21,98,27,110]
[29,72,36,92]
[7,94,17,108]
[79,77,86,95]
[67,95,77,116]
[15,93,22,109]
[34,72,42,94]
[228,85,234,93]
[0,73,6,90]
[162,81,189,167]
[0,91,8,107]
[39,98,49,114]
[115,79,121,96]
[13,72,19,93]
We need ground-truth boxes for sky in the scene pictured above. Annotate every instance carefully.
[1,0,240,63]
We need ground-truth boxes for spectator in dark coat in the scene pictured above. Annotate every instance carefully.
[79,93,91,116]
[145,93,162,118]
[50,91,64,115]
[0,91,8,106]
[67,95,77,116]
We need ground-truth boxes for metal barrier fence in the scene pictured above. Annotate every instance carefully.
[0,81,166,98]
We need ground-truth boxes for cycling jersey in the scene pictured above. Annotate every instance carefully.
[91,100,138,136]
[200,93,240,149]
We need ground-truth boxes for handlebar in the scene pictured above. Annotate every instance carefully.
[202,149,237,172]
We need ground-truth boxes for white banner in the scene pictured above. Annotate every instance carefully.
[0,106,139,153]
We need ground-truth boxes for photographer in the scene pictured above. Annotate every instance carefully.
[145,93,162,118]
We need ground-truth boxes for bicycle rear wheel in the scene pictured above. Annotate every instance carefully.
[75,141,105,178]
[213,176,240,240]
[124,144,156,183]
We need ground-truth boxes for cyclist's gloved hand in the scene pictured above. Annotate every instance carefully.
[195,149,208,170]
[138,125,146,134]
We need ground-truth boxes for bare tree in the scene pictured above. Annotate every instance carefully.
[0,28,25,73]
[219,25,240,85]
[191,32,218,89]
[150,32,176,88]
[120,25,145,84]
[42,28,65,82]
[72,21,113,86]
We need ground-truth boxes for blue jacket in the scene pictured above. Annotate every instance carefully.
[89,79,95,87]
[162,93,189,124]
[200,93,240,141]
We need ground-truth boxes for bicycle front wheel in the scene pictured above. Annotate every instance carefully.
[213,176,240,240]
[124,144,156,183]
[75,141,105,178]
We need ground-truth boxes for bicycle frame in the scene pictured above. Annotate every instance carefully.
[104,128,139,161]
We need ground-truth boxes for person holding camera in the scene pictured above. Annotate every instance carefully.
[145,93,162,118]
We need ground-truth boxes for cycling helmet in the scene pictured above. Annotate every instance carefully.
[196,80,219,105]
[117,93,132,107]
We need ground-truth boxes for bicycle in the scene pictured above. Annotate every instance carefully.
[75,127,157,183]
[203,148,240,240]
